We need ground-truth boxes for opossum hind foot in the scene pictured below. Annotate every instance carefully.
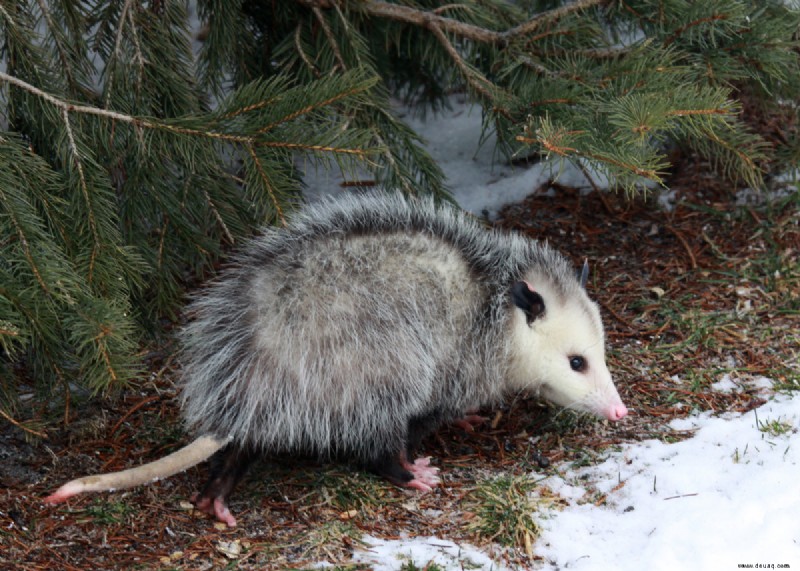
[402,456,440,491]
[191,444,256,527]
[192,492,237,527]
[453,411,488,433]
[369,452,440,492]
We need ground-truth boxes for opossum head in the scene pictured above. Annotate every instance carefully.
[506,270,628,422]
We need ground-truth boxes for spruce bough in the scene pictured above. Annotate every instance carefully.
[0,0,797,425]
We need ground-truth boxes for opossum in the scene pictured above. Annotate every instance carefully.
[46,192,627,526]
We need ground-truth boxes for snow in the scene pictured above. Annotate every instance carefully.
[353,535,512,571]
[303,97,597,217]
[308,102,800,570]
[352,390,800,571]
[400,102,553,216]
[536,392,800,570]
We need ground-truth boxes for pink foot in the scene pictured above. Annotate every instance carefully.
[401,457,440,491]
[191,492,237,527]
[453,414,488,432]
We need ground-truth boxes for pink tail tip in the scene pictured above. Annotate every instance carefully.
[44,490,70,505]
[44,481,84,504]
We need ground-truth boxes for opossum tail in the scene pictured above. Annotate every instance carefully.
[44,435,229,504]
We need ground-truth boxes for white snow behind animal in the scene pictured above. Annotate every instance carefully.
[46,191,627,526]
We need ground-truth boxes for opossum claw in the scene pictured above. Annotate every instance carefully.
[212,498,237,527]
[453,414,488,432]
[186,444,254,527]
[191,492,237,527]
[402,457,440,490]
[405,479,434,492]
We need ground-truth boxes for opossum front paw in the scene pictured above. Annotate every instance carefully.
[453,413,488,432]
[402,457,440,491]
[191,492,237,527]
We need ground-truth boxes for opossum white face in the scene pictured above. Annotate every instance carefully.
[507,278,628,421]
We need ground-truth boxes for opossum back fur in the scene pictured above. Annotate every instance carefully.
[179,192,586,462]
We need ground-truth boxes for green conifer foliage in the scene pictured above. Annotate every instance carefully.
[0,1,797,423]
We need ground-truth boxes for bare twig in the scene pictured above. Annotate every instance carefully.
[295,24,320,76]
[110,395,160,437]
[204,189,235,244]
[0,70,168,131]
[0,4,16,26]
[665,224,698,270]
[0,408,48,438]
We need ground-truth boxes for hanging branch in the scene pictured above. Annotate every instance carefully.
[426,20,497,103]
[0,71,373,151]
[515,131,661,181]
[35,0,77,91]
[246,143,286,225]
[299,0,608,46]
[105,0,141,106]
[61,107,100,282]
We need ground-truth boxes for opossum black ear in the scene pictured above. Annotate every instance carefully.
[578,259,589,288]
[511,281,546,325]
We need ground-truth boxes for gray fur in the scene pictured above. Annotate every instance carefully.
[179,192,592,463]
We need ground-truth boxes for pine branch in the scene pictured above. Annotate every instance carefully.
[516,133,661,181]
[35,0,76,92]
[426,19,496,104]
[0,191,50,296]
[2,0,797,418]
[314,0,608,45]
[60,107,100,282]
[104,0,138,106]
[304,0,606,110]
[664,14,730,47]
[245,143,286,225]
[253,87,370,134]
[0,71,375,153]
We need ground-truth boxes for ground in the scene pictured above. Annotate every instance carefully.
[1,160,798,570]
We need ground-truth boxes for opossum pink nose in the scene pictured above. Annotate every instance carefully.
[607,403,628,421]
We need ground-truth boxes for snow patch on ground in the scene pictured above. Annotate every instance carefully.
[303,99,601,217]
[344,393,800,570]
[352,535,512,571]
[712,374,775,394]
[399,102,553,216]
[535,394,800,570]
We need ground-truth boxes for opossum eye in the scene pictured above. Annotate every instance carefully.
[569,355,587,372]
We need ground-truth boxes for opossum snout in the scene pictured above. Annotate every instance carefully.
[605,402,628,421]
[591,378,628,421]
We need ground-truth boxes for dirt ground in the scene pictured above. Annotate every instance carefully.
[1,156,798,569]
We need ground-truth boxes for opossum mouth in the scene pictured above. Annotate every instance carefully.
[538,384,628,422]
